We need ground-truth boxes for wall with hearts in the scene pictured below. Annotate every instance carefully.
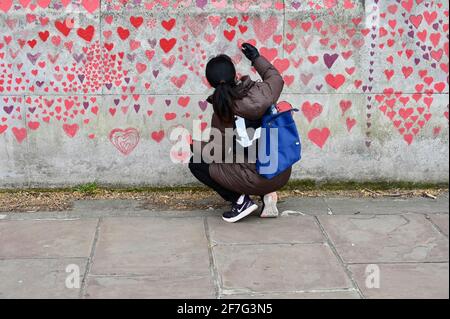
[0,0,448,187]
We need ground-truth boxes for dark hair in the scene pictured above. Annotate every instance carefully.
[205,54,248,123]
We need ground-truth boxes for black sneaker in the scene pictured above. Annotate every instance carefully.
[222,195,258,223]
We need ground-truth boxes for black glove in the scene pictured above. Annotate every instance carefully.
[241,43,260,64]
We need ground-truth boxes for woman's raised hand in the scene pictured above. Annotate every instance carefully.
[241,43,260,63]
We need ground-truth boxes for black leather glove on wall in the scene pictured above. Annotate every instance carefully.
[241,43,260,65]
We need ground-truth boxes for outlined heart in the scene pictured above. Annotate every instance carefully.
[109,127,140,155]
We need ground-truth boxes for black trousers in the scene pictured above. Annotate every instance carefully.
[189,158,240,203]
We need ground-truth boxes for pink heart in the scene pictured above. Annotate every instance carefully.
[0,0,12,13]
[252,16,278,43]
[36,0,51,8]
[82,0,99,13]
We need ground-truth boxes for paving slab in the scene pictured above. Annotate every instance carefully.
[278,197,330,215]
[318,214,449,263]
[325,197,449,215]
[85,275,215,299]
[0,258,87,299]
[91,217,211,278]
[207,215,325,245]
[2,209,223,220]
[0,219,98,258]
[213,243,352,293]
[348,263,449,299]
[428,214,449,237]
[220,290,360,299]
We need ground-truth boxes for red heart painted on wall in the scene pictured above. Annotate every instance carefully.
[109,128,140,155]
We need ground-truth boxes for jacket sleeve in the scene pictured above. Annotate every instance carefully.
[235,55,285,120]
[253,55,284,102]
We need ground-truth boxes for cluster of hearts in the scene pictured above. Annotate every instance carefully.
[0,0,448,151]
[0,0,356,14]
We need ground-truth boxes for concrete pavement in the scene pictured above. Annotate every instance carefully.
[0,194,448,299]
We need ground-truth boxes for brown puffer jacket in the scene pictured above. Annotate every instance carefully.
[199,55,291,196]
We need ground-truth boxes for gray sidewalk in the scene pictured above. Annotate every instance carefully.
[0,194,448,299]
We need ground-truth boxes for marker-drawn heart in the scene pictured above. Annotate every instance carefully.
[151,130,165,143]
[130,16,144,29]
[109,128,140,155]
[160,38,177,53]
[300,73,313,85]
[185,15,206,37]
[308,128,330,149]
[208,15,221,28]
[12,127,27,143]
[301,102,323,123]
[252,16,278,43]
[82,0,99,14]
[198,100,208,111]
[19,0,33,8]
[260,47,278,62]
[77,25,95,42]
[340,100,352,115]
[117,27,130,40]
[325,73,346,90]
[223,29,236,41]
[0,0,13,13]
[346,118,356,132]
[55,20,71,36]
[170,74,187,88]
[273,58,290,74]
[0,125,8,134]
[63,123,79,138]
[323,53,339,69]
[36,0,50,8]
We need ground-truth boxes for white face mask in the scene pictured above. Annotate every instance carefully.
[234,116,261,148]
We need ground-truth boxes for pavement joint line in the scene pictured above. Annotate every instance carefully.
[209,241,326,246]
[204,217,221,299]
[425,214,449,239]
[79,217,102,299]
[0,218,84,221]
[345,261,450,265]
[402,211,449,216]
[219,287,359,297]
[313,216,365,299]
[86,274,212,279]
[0,214,209,220]
[0,256,89,261]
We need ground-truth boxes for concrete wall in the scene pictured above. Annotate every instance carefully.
[0,0,448,188]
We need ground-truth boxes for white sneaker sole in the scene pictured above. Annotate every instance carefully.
[222,204,258,223]
[260,193,279,218]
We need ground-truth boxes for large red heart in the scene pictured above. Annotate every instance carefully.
[159,38,177,53]
[302,101,323,123]
[63,123,79,137]
[325,73,346,89]
[308,128,330,149]
[77,25,95,42]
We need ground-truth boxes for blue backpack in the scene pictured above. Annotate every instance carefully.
[256,102,302,179]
